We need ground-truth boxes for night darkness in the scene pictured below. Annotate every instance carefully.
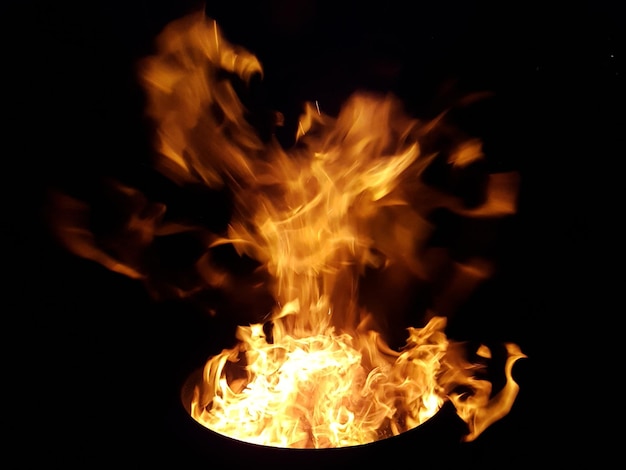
[6,0,621,466]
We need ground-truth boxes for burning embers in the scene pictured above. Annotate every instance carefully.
[51,9,525,449]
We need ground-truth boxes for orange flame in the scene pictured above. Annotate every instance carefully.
[51,8,525,449]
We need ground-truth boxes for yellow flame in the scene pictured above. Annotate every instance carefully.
[52,8,526,449]
[140,10,525,448]
[191,316,449,448]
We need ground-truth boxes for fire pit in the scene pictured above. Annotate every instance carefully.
[139,9,525,452]
[177,369,469,465]
[48,5,527,461]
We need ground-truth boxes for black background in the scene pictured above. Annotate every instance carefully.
[6,0,621,466]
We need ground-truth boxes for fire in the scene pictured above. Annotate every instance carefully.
[190,315,450,448]
[50,8,526,449]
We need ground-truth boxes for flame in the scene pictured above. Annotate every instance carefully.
[191,316,450,448]
[51,8,526,449]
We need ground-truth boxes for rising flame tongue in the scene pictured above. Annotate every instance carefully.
[53,9,525,449]
[185,90,451,447]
